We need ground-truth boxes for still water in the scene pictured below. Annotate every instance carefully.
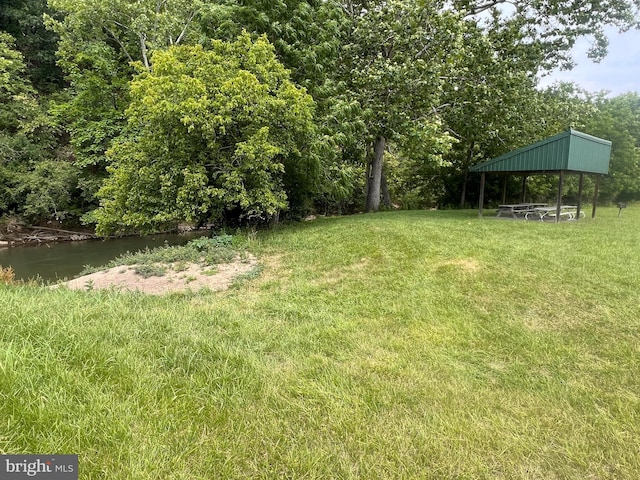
[0,231,208,282]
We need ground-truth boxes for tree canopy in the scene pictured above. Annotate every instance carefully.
[0,0,639,229]
[90,34,317,235]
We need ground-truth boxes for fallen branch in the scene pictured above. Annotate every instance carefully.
[26,225,97,237]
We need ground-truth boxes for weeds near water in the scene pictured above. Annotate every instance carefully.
[79,235,240,277]
[133,264,168,278]
[174,262,188,273]
[0,265,15,284]
[189,234,233,250]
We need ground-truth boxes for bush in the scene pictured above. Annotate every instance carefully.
[91,35,318,235]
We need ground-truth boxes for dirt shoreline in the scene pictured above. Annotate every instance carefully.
[55,256,258,295]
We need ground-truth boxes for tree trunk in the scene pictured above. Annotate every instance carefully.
[459,141,475,208]
[140,33,150,70]
[364,144,372,205]
[366,136,385,212]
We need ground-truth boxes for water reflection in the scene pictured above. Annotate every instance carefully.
[0,231,209,282]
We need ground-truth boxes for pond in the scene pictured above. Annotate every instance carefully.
[0,231,209,282]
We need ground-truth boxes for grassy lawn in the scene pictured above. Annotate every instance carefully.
[1,207,639,479]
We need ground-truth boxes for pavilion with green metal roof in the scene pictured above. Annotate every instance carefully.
[470,129,612,221]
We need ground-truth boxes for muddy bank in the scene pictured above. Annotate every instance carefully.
[0,224,96,247]
[0,221,209,248]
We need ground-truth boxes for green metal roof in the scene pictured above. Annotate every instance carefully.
[470,129,611,175]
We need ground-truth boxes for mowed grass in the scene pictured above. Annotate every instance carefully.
[1,207,639,479]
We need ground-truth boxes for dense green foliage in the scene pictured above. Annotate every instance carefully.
[0,0,639,229]
[90,35,316,235]
[0,31,78,222]
[2,209,640,478]
[0,0,64,93]
[0,31,37,214]
[586,93,640,202]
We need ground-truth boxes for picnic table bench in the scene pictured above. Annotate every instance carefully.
[496,203,547,219]
[524,205,586,221]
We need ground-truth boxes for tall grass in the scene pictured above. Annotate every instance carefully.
[1,207,639,479]
[0,266,14,284]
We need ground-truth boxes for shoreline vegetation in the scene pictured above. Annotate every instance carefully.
[1,208,640,478]
[59,235,259,294]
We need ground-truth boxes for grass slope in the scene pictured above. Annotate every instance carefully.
[1,208,639,479]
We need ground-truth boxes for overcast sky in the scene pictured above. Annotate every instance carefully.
[537,26,640,96]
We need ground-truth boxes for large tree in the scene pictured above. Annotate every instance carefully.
[456,0,640,67]
[90,34,317,235]
[46,0,367,216]
[336,0,465,212]
[47,0,207,71]
[439,16,544,208]
[0,31,34,213]
[45,0,211,206]
[198,1,365,213]
[339,0,640,211]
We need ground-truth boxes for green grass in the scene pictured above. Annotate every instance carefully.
[1,207,640,479]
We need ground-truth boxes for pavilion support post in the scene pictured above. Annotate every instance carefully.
[555,170,564,223]
[592,175,600,219]
[521,175,527,203]
[478,172,485,218]
[501,175,507,204]
[576,173,584,220]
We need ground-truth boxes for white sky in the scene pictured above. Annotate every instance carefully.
[538,26,640,96]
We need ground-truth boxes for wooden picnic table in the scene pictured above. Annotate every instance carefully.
[496,203,547,219]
